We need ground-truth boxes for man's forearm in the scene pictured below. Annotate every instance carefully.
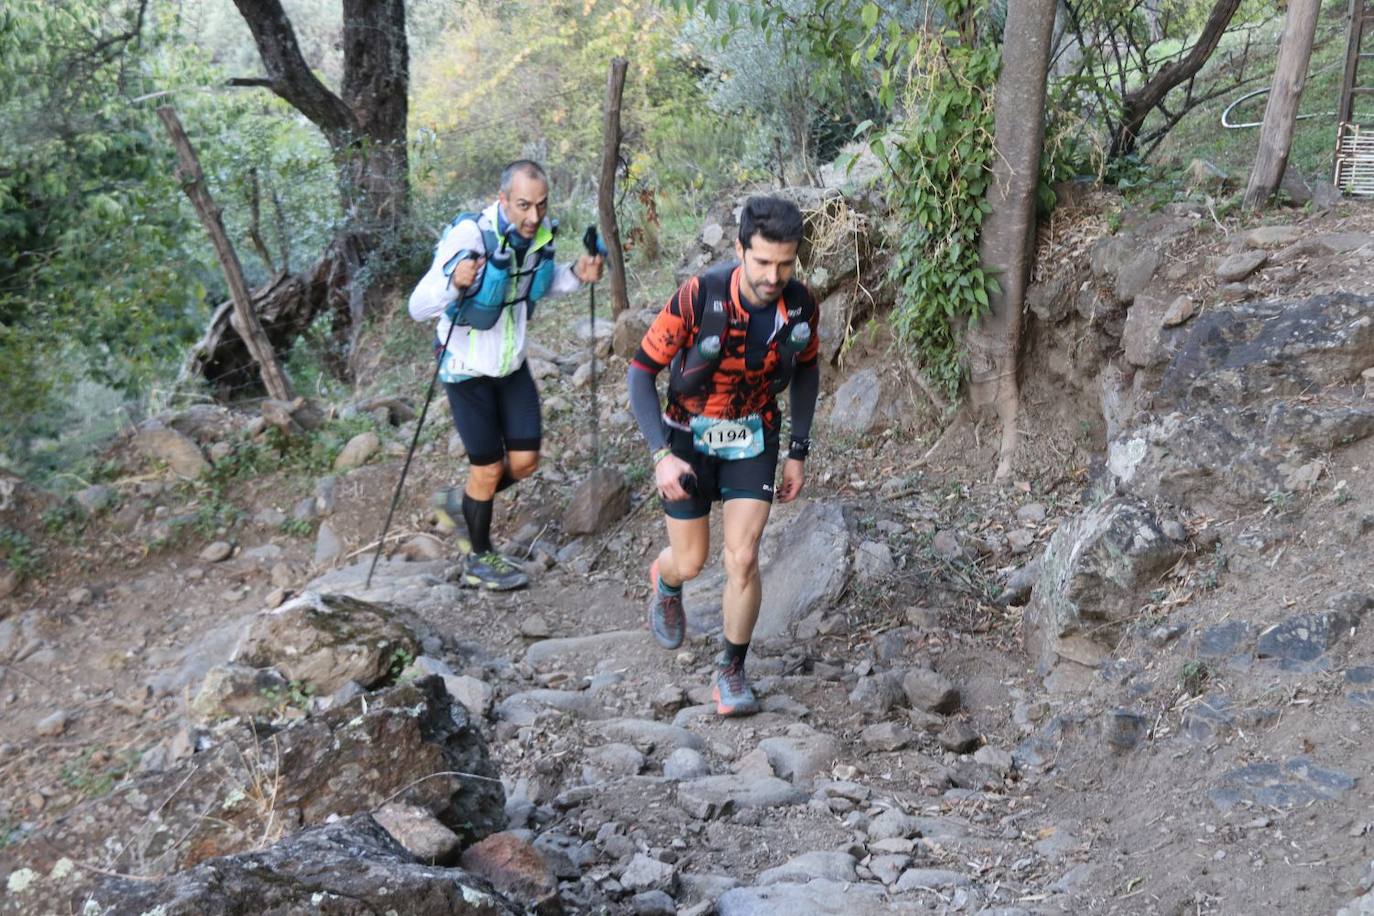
[627,365,669,453]
[788,362,819,458]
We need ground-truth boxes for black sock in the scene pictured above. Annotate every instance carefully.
[722,638,749,669]
[495,469,517,493]
[462,493,494,554]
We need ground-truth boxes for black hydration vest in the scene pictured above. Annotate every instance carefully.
[668,262,815,398]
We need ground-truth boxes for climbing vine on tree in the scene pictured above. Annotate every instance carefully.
[862,0,999,397]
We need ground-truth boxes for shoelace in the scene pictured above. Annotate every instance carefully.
[480,552,515,573]
[719,661,748,694]
[663,592,684,626]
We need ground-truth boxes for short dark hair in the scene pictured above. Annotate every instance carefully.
[738,195,804,249]
[501,160,548,193]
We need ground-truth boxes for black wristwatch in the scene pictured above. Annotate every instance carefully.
[788,437,811,461]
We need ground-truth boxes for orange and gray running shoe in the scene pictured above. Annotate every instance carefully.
[647,558,686,649]
[712,656,760,718]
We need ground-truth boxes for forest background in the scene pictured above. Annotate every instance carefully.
[0,0,1350,485]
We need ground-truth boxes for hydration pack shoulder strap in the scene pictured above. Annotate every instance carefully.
[668,266,734,397]
[768,281,816,395]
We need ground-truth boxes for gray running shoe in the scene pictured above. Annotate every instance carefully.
[712,657,760,717]
[462,551,529,591]
[647,559,685,649]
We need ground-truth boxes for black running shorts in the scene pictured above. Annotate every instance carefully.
[441,361,542,467]
[660,425,779,520]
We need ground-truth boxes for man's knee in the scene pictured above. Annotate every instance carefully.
[507,452,539,479]
[672,542,709,581]
[468,460,504,487]
[723,541,760,580]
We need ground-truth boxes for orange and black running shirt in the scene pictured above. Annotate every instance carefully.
[632,263,821,433]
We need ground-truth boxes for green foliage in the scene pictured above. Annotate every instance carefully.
[0,2,206,467]
[259,678,316,714]
[278,516,315,539]
[0,0,346,481]
[678,0,880,178]
[387,645,416,681]
[41,502,86,543]
[872,2,999,396]
[409,0,748,267]
[1179,658,1214,697]
[60,747,140,801]
[0,528,41,580]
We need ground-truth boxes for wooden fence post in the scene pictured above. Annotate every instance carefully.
[598,58,630,318]
[1243,0,1321,209]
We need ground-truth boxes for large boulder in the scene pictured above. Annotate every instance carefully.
[754,502,850,641]
[613,308,657,358]
[562,467,630,535]
[234,591,422,695]
[827,368,885,435]
[0,678,505,915]
[1025,497,1185,672]
[81,815,519,916]
[166,403,240,444]
[1156,293,1374,408]
[134,423,210,479]
[1109,293,1374,513]
[1108,403,1374,512]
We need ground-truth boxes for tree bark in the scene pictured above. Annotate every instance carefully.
[230,0,409,238]
[598,57,630,318]
[158,106,294,402]
[966,0,1057,481]
[1110,0,1243,158]
[223,0,409,379]
[1243,0,1320,209]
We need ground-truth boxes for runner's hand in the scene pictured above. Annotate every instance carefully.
[575,253,605,284]
[450,256,484,290]
[655,453,694,501]
[777,458,805,503]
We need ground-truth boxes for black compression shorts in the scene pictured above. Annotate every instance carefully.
[442,360,542,466]
[660,425,779,520]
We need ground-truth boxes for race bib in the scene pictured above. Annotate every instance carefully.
[690,414,764,460]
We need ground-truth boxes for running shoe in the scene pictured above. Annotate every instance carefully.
[712,656,760,717]
[429,487,472,554]
[647,558,686,649]
[462,551,529,591]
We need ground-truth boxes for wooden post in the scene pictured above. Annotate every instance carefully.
[598,57,630,318]
[157,106,294,401]
[1243,0,1321,209]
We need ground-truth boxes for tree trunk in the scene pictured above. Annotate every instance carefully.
[231,0,409,238]
[227,0,408,374]
[966,0,1057,481]
[1110,0,1243,158]
[598,57,631,318]
[1243,0,1321,209]
[158,106,294,402]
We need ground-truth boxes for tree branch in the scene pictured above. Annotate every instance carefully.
[1112,0,1243,157]
[229,0,356,139]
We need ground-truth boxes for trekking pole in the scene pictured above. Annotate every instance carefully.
[365,270,474,590]
[582,226,607,466]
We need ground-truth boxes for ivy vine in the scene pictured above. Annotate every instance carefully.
[859,0,1000,398]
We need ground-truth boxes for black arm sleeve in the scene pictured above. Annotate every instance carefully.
[788,361,820,446]
[628,365,669,453]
